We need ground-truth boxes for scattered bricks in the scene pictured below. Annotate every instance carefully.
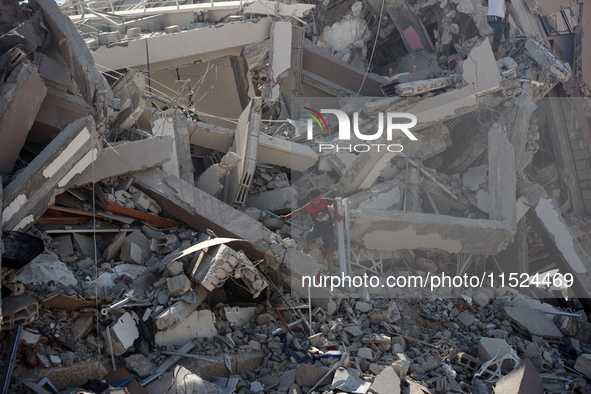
[494,358,543,394]
[369,366,400,394]
[167,275,191,297]
[120,242,143,264]
[358,347,374,360]
[124,354,155,378]
[104,312,139,356]
[574,354,591,379]
[296,364,333,388]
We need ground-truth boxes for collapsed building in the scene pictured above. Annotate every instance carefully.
[2,0,591,392]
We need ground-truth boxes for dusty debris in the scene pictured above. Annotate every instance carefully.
[2,0,591,392]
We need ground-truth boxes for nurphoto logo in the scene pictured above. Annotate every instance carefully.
[305,109,419,153]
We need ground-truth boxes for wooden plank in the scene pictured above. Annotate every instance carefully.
[105,203,180,228]
[36,217,91,225]
[48,206,134,225]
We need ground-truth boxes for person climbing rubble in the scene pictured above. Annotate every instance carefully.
[280,188,343,272]
[482,0,511,60]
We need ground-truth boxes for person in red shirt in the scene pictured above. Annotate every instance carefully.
[281,188,343,271]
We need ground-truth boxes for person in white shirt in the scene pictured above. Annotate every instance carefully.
[481,0,511,60]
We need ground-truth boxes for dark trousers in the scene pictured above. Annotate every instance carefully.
[488,20,510,53]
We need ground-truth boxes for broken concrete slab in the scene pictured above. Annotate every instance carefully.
[120,242,143,265]
[296,364,333,388]
[349,209,514,254]
[195,151,241,197]
[2,115,99,231]
[71,136,173,188]
[0,60,47,174]
[224,98,261,207]
[336,152,396,197]
[167,274,191,297]
[503,306,563,341]
[574,354,591,379]
[494,358,544,394]
[521,182,591,305]
[223,306,257,326]
[124,354,155,378]
[105,312,139,356]
[72,233,95,258]
[155,309,217,347]
[478,338,512,362]
[33,86,90,136]
[155,300,198,331]
[103,232,126,262]
[13,252,78,286]
[463,166,488,191]
[246,186,297,212]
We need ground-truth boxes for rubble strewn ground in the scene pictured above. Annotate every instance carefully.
[3,0,591,392]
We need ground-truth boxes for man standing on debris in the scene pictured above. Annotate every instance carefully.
[482,0,511,60]
[281,188,343,273]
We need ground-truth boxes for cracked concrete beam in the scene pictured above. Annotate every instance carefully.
[0,60,47,174]
[187,121,317,172]
[133,168,319,277]
[2,116,100,231]
[70,135,173,188]
[525,39,572,83]
[349,208,515,255]
[520,181,591,308]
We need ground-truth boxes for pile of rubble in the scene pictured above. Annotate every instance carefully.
[3,0,591,392]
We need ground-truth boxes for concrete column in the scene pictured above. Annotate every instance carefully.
[488,124,517,226]
[154,113,195,185]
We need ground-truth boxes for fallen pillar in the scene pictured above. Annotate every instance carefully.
[70,135,173,187]
[488,124,516,226]
[0,60,47,174]
[2,116,100,231]
[154,113,194,185]
[224,98,261,207]
[349,209,514,254]
[521,182,591,307]
[188,121,317,172]
[269,21,292,101]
